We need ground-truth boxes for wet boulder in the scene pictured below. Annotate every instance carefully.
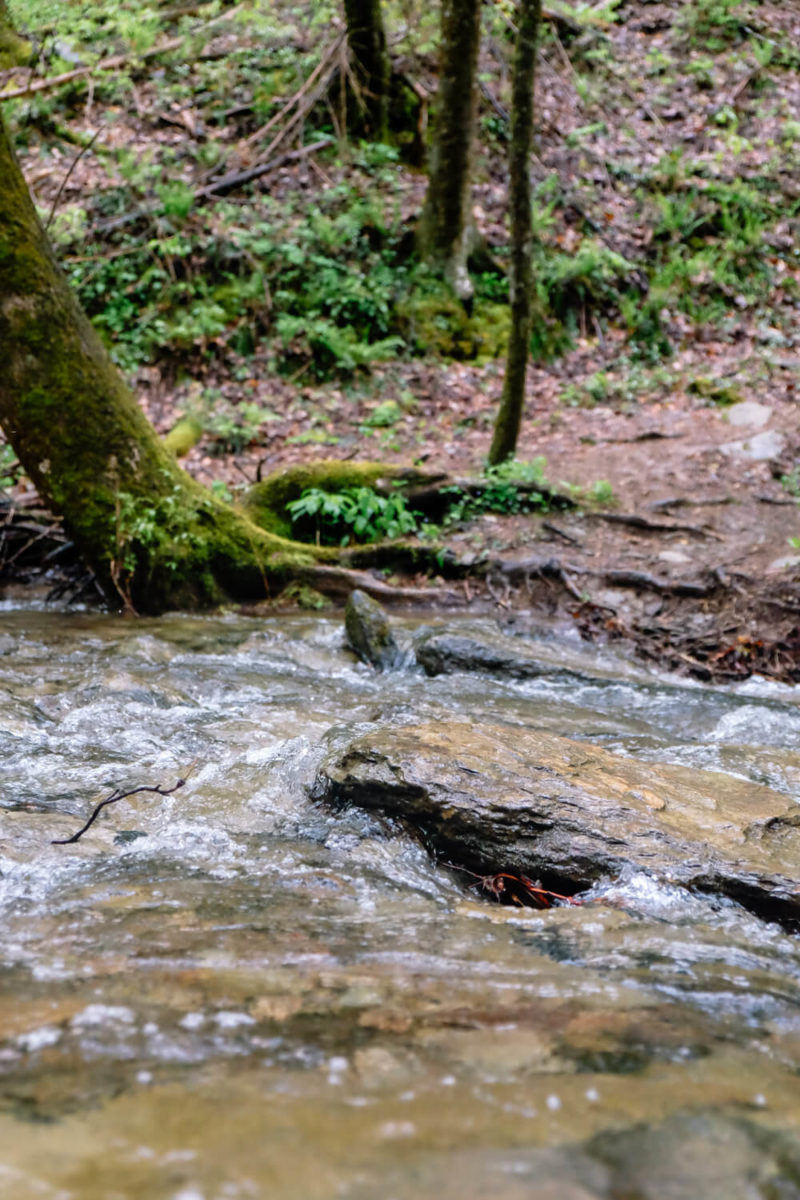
[313,721,800,923]
[344,589,401,671]
[414,628,593,682]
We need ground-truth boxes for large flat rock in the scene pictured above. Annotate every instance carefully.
[313,722,800,923]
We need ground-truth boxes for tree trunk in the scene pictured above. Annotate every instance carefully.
[0,0,32,67]
[0,113,336,613]
[488,0,541,466]
[417,0,481,301]
[342,0,388,139]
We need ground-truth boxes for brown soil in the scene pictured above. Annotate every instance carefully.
[130,336,800,684]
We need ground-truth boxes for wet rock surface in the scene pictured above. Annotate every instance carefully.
[415,629,587,680]
[313,720,800,923]
[345,588,401,670]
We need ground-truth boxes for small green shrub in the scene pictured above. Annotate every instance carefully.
[0,443,19,490]
[677,0,752,49]
[286,487,421,545]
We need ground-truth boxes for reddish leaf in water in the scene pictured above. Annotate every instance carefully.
[446,864,579,909]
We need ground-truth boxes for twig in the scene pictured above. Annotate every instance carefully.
[52,766,196,845]
[44,128,100,232]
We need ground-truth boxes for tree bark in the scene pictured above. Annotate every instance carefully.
[342,0,388,139]
[0,113,334,613]
[417,0,481,300]
[488,0,541,465]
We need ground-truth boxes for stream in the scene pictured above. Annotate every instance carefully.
[1,607,800,1199]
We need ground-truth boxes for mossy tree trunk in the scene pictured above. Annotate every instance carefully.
[417,0,481,301]
[0,112,343,613]
[488,0,541,466]
[0,0,32,67]
[342,0,389,140]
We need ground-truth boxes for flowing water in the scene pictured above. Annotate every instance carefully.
[1,607,800,1199]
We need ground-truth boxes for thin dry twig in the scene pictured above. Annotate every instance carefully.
[52,763,198,845]
[44,128,100,232]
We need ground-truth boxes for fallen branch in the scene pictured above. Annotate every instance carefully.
[200,32,344,186]
[52,770,194,844]
[88,138,334,238]
[193,137,335,201]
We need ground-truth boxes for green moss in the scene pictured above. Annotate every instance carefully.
[242,460,416,538]
[279,582,332,610]
[0,24,31,69]
[395,277,510,361]
[163,416,204,457]
[687,376,743,406]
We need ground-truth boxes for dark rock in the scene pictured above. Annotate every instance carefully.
[344,589,401,671]
[415,629,587,681]
[313,720,800,924]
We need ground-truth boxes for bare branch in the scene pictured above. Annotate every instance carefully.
[52,765,197,844]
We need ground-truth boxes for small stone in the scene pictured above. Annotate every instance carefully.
[725,401,772,429]
[767,555,800,573]
[720,430,786,461]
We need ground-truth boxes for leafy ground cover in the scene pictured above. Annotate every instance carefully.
[2,0,800,678]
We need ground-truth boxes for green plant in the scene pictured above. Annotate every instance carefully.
[363,400,402,428]
[198,398,280,455]
[209,480,234,504]
[286,486,421,545]
[0,443,19,490]
[155,181,195,221]
[677,0,752,49]
[780,470,800,499]
[442,459,551,525]
[109,481,212,610]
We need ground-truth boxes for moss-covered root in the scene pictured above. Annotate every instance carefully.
[242,459,446,538]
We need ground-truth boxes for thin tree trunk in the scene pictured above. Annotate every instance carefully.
[342,0,388,139]
[417,0,481,300]
[488,0,541,466]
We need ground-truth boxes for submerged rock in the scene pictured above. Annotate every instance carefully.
[345,589,401,671]
[313,721,800,924]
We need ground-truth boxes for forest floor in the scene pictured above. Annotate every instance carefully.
[2,0,800,681]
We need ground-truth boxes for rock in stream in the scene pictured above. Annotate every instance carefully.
[345,589,401,671]
[313,720,800,924]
